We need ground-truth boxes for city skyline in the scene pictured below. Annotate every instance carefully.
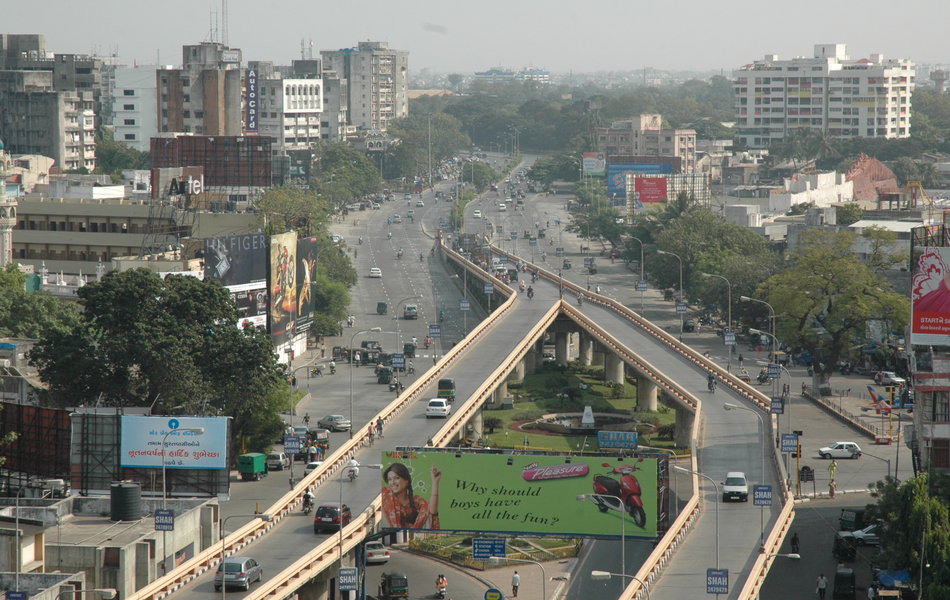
[8,0,950,74]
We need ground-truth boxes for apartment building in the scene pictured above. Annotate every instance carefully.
[595,114,697,171]
[112,66,159,151]
[249,62,323,154]
[158,42,244,136]
[320,41,408,131]
[734,43,915,148]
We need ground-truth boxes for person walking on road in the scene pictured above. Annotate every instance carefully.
[791,532,800,553]
[511,571,520,598]
[828,460,838,480]
[376,417,384,438]
[816,573,828,599]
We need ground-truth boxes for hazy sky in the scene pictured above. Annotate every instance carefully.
[9,0,950,74]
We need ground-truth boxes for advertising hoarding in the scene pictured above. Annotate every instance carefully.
[231,281,268,329]
[634,177,669,203]
[202,234,267,287]
[295,237,318,333]
[269,232,298,345]
[911,246,950,346]
[607,161,674,198]
[380,452,659,539]
[582,152,606,176]
[245,69,259,134]
[120,416,228,469]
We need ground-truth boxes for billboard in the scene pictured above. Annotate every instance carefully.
[231,281,268,329]
[380,451,659,539]
[269,232,298,344]
[582,152,606,176]
[203,234,267,287]
[295,237,319,333]
[120,416,228,469]
[634,176,669,203]
[607,161,674,198]
[245,68,259,134]
[911,246,950,345]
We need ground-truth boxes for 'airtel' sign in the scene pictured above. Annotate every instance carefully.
[168,174,205,196]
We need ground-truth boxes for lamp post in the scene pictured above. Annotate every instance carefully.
[577,494,625,581]
[337,463,380,600]
[674,466,720,569]
[489,556,545,600]
[590,571,650,600]
[630,236,646,313]
[219,514,272,600]
[56,589,118,600]
[349,328,382,439]
[14,486,26,591]
[740,295,777,361]
[161,427,205,573]
[656,250,684,339]
[702,273,733,372]
[861,451,892,480]
[723,403,767,547]
[450,272,468,335]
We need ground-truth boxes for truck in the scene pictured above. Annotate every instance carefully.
[237,453,268,481]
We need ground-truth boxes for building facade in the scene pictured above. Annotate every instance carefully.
[251,61,323,154]
[158,42,244,136]
[112,66,159,152]
[734,43,915,148]
[320,41,407,131]
[595,114,697,171]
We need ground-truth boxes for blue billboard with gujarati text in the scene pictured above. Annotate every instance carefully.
[120,416,228,469]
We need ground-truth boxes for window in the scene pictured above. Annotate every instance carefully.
[124,119,135,126]
[930,390,950,422]
[123,89,134,96]
[124,134,136,140]
[123,104,135,110]
[932,439,950,469]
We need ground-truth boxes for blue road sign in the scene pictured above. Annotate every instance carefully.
[283,436,301,453]
[511,231,518,239]
[459,299,470,311]
[636,280,648,292]
[473,538,507,560]
[496,225,503,233]
[555,247,564,257]
[429,324,442,337]
[770,397,784,414]
[154,508,175,532]
[676,302,687,315]
[707,568,729,594]
[768,363,780,379]
[484,282,494,295]
[8,592,26,600]
[339,567,359,591]
[597,431,638,449]
[753,485,773,506]
[724,332,736,346]
[781,433,799,453]
[391,353,405,368]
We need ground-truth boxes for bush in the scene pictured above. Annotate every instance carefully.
[657,423,675,440]
[484,417,503,434]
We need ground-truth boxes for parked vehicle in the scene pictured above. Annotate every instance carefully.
[214,556,263,591]
[833,567,856,598]
[875,371,906,386]
[313,502,352,533]
[819,441,862,459]
[721,472,749,502]
[237,453,268,481]
[266,452,290,471]
[838,523,881,546]
[839,508,868,531]
[317,415,351,431]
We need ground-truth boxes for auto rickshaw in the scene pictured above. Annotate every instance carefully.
[377,366,393,384]
[562,259,572,269]
[311,428,330,456]
[379,572,409,600]
[832,532,857,561]
[833,567,856,598]
[377,302,388,315]
[403,342,416,358]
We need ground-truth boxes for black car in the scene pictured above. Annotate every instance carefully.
[314,502,352,533]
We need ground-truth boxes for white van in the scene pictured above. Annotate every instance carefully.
[498,203,507,212]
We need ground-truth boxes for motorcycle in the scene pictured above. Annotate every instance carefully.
[526,287,534,300]
[329,364,336,375]
[437,583,447,599]
[586,461,647,527]
[423,336,433,349]
[707,378,717,393]
[310,367,323,377]
[519,280,526,293]
[347,466,359,482]
[577,294,584,306]
[303,498,313,516]
[756,369,769,384]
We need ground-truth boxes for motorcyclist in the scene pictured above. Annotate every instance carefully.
[436,574,448,595]
[329,360,336,374]
[358,236,363,244]
[577,293,584,306]
[420,252,425,262]
[346,459,360,481]
[707,373,717,391]
[303,491,314,511]
[387,231,392,239]
[439,310,445,322]
[519,280,526,292]
[527,286,534,299]
[408,360,415,375]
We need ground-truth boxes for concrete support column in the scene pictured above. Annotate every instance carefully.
[525,349,538,375]
[580,335,594,366]
[604,352,624,385]
[512,359,526,382]
[497,380,508,400]
[555,331,569,365]
[637,374,658,412]
[468,411,484,440]
[674,405,695,449]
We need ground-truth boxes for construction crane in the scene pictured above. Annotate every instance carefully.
[905,181,936,223]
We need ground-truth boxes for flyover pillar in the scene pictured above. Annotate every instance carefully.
[580,335,594,366]
[674,405,695,449]
[604,352,625,385]
[512,359,526,382]
[637,375,658,411]
[493,380,509,405]
[468,411,484,441]
[555,331,569,365]
[525,348,538,375]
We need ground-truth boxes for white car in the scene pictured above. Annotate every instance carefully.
[498,203,507,212]
[473,209,483,219]
[819,441,862,459]
[425,398,452,419]
[364,541,390,564]
[416,199,425,207]
[303,461,324,476]
[369,267,382,278]
[721,471,748,502]
[875,371,906,386]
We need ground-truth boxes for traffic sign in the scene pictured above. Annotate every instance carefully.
[706,568,728,594]
[510,231,518,239]
[597,431,638,449]
[154,508,175,532]
[459,299,470,312]
[636,280,648,292]
[496,225,503,234]
[7,593,26,600]
[555,247,564,257]
[767,363,780,379]
[428,324,441,338]
[339,567,359,591]
[484,282,494,295]
[753,485,773,506]
[283,435,301,453]
[391,353,405,368]
[770,397,784,414]
[676,302,687,315]
[724,332,736,346]
[473,538,507,560]
[781,433,799,453]
[583,257,593,267]
[485,589,504,600]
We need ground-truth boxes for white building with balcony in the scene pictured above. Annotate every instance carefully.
[111,66,158,152]
[258,77,323,153]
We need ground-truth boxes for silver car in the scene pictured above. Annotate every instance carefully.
[317,414,351,431]
[214,556,263,591]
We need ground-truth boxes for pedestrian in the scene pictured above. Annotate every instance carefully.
[828,460,838,480]
[829,479,837,498]
[303,413,310,426]
[512,571,520,598]
[867,583,877,599]
[738,354,744,366]
[791,532,800,553]
[368,422,376,444]
[376,417,384,438]
[816,573,828,599]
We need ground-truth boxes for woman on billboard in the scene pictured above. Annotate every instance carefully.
[381,463,442,529]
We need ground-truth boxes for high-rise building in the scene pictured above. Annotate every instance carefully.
[320,41,408,131]
[733,44,915,149]
[250,61,323,154]
[595,114,697,171]
[157,42,244,136]
[112,66,159,152]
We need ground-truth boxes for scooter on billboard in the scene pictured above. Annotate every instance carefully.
[585,460,647,527]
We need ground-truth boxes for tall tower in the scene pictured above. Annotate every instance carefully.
[0,139,17,267]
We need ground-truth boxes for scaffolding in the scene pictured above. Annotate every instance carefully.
[0,402,71,494]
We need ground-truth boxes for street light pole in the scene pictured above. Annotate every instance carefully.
[630,236,645,313]
[657,250,684,339]
[219,514,272,600]
[489,556,545,600]
[702,273,733,372]
[590,571,650,600]
[349,328,382,439]
[674,466,720,569]
[723,403,767,547]
[577,494,625,581]
[162,427,205,573]
[740,295,777,362]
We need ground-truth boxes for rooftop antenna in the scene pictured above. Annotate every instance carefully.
[222,0,229,46]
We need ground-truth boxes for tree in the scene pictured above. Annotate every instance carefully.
[756,229,909,382]
[95,129,149,182]
[835,203,864,226]
[255,186,333,236]
[862,226,907,273]
[0,264,80,338]
[29,270,287,449]
[382,113,470,180]
[528,153,581,184]
[460,161,498,192]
